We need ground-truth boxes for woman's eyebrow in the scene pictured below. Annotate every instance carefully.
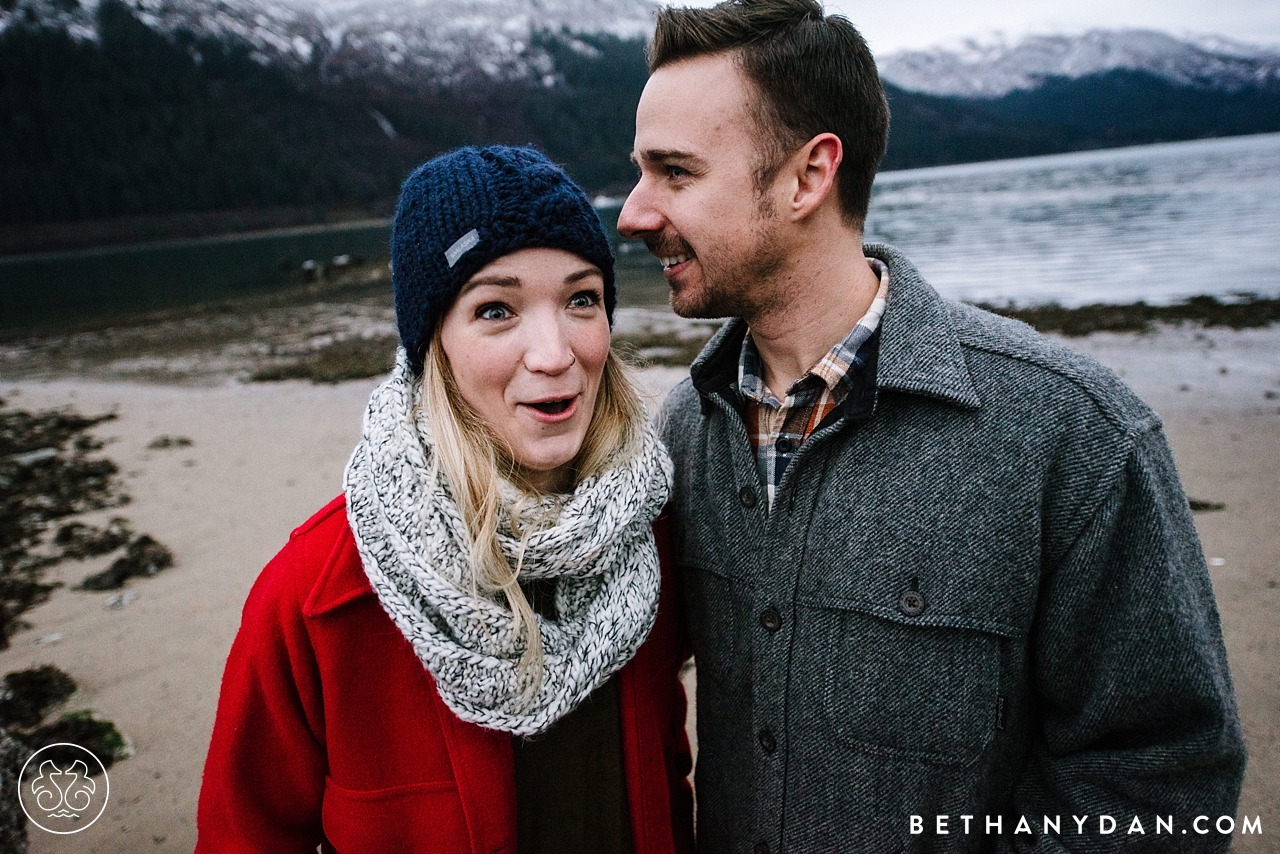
[565,267,603,284]
[461,266,601,293]
[460,275,521,294]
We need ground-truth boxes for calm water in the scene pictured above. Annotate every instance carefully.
[4,133,1278,329]
[864,132,1280,307]
[0,220,393,329]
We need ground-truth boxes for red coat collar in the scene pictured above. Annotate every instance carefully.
[299,497,375,619]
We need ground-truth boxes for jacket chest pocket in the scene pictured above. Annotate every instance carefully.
[797,596,1012,767]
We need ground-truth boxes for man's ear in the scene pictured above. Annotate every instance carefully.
[789,133,842,221]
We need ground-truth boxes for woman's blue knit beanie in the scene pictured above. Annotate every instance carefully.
[391,145,616,373]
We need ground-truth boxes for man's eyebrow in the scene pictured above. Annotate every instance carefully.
[633,148,706,168]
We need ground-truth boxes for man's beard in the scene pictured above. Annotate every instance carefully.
[660,221,786,321]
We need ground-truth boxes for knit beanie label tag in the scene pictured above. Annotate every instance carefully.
[444,229,480,268]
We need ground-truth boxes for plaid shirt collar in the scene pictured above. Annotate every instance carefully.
[736,257,889,508]
[737,257,889,407]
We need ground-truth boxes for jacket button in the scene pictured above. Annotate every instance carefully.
[774,436,794,454]
[758,728,776,753]
[760,607,782,632]
[899,589,927,617]
[739,486,757,508]
[754,844,770,854]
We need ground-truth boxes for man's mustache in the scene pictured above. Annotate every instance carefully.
[643,235,695,259]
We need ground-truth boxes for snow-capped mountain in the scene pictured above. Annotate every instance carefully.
[0,0,659,84]
[878,30,1280,98]
[8,0,1280,99]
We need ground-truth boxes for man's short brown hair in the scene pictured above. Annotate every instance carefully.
[650,0,889,229]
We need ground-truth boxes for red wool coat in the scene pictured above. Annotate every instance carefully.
[197,495,694,854]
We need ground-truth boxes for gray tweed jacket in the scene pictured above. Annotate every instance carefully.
[660,244,1246,853]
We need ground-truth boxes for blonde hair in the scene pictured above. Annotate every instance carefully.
[418,325,648,700]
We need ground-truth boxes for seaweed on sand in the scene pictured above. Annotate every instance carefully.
[251,334,399,384]
[0,400,176,645]
[78,534,174,591]
[0,663,128,847]
[54,516,132,559]
[977,294,1280,337]
[27,710,130,771]
[0,664,77,729]
[0,664,130,771]
[0,404,126,646]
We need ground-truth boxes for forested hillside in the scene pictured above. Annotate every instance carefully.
[881,71,1280,170]
[4,0,1280,243]
[0,0,647,232]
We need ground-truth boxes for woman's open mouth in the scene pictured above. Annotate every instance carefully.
[521,396,579,422]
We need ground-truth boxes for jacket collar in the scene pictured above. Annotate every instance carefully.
[302,520,375,619]
[689,242,981,412]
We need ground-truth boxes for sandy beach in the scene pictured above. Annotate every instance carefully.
[1,320,1276,852]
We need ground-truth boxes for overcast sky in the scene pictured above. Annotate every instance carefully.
[829,0,1280,55]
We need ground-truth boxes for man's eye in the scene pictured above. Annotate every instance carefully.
[476,303,511,321]
[569,291,600,309]
[666,165,689,179]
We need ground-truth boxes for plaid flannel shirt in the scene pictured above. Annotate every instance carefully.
[738,258,889,508]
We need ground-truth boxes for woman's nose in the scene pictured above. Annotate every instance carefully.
[520,317,576,375]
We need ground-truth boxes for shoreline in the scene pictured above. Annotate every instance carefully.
[0,323,1276,852]
[3,290,1277,384]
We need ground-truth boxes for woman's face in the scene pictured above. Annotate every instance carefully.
[438,247,611,491]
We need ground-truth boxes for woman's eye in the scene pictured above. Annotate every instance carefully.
[569,291,601,309]
[476,303,512,321]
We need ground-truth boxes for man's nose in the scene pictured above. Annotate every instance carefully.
[617,179,662,240]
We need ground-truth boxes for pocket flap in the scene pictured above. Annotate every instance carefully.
[322,777,472,853]
[798,560,1035,639]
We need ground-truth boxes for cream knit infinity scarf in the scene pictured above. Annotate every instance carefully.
[344,351,672,735]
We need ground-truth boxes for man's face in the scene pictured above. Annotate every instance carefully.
[618,53,786,320]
